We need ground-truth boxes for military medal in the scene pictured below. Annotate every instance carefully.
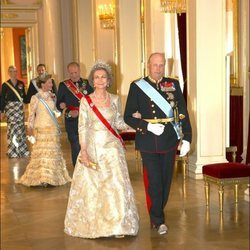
[160,81,176,92]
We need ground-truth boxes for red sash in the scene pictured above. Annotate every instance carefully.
[84,95,125,148]
[63,79,85,101]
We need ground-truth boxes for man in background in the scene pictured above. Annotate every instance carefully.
[26,63,57,103]
[56,62,93,167]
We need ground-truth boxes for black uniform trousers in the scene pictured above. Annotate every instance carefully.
[65,119,80,167]
[141,147,176,227]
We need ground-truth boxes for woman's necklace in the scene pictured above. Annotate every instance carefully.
[41,90,51,100]
[93,91,109,104]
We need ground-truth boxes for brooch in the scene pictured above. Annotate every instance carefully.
[50,92,56,100]
[17,84,23,89]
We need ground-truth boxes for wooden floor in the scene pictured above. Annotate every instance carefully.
[1,127,249,250]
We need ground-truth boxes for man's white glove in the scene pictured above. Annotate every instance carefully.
[147,123,165,136]
[179,140,190,156]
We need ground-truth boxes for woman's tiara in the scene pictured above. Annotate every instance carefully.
[91,60,112,75]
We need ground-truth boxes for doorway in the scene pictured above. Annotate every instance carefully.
[1,27,28,86]
[1,2,41,89]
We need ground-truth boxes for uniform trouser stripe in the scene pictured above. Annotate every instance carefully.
[143,167,152,212]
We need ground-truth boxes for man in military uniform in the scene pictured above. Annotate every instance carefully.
[26,64,57,103]
[124,52,192,235]
[56,62,93,167]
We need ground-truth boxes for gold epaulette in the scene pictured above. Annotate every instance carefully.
[166,75,179,80]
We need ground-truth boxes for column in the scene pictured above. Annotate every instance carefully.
[187,0,227,178]
[42,0,64,83]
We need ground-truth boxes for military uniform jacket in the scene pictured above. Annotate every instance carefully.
[56,78,93,122]
[124,76,192,153]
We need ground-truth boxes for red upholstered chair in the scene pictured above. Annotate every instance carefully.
[202,147,250,212]
[119,130,141,172]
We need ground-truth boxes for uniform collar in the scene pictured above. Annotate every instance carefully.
[148,75,163,84]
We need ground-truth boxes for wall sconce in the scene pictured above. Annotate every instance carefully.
[1,0,9,5]
[98,4,115,29]
[160,0,186,15]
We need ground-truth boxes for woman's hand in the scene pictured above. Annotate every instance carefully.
[79,149,90,166]
[69,110,79,118]
[27,128,36,144]
[59,102,66,109]
[0,112,5,121]
[28,128,34,137]
[132,111,141,119]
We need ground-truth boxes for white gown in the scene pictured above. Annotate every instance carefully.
[64,94,139,238]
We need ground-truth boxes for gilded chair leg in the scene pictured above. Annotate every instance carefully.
[135,150,143,174]
[182,159,186,180]
[135,150,138,172]
[204,181,210,207]
[218,185,224,212]
[173,158,178,178]
[234,184,239,203]
[140,153,143,174]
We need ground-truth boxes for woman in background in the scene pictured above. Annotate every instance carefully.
[18,75,71,187]
[0,65,29,158]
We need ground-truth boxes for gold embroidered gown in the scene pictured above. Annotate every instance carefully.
[64,94,139,238]
[18,90,71,186]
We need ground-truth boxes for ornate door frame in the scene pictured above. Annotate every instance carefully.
[1,3,41,84]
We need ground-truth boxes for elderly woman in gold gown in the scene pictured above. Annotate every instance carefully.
[18,75,71,187]
[64,61,139,238]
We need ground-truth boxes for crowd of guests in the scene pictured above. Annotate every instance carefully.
[0,53,191,238]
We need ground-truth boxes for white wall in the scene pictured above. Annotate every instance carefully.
[118,0,141,110]
[187,0,227,178]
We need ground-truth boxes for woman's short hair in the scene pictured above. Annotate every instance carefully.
[88,60,113,88]
[8,65,17,72]
[36,74,52,88]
